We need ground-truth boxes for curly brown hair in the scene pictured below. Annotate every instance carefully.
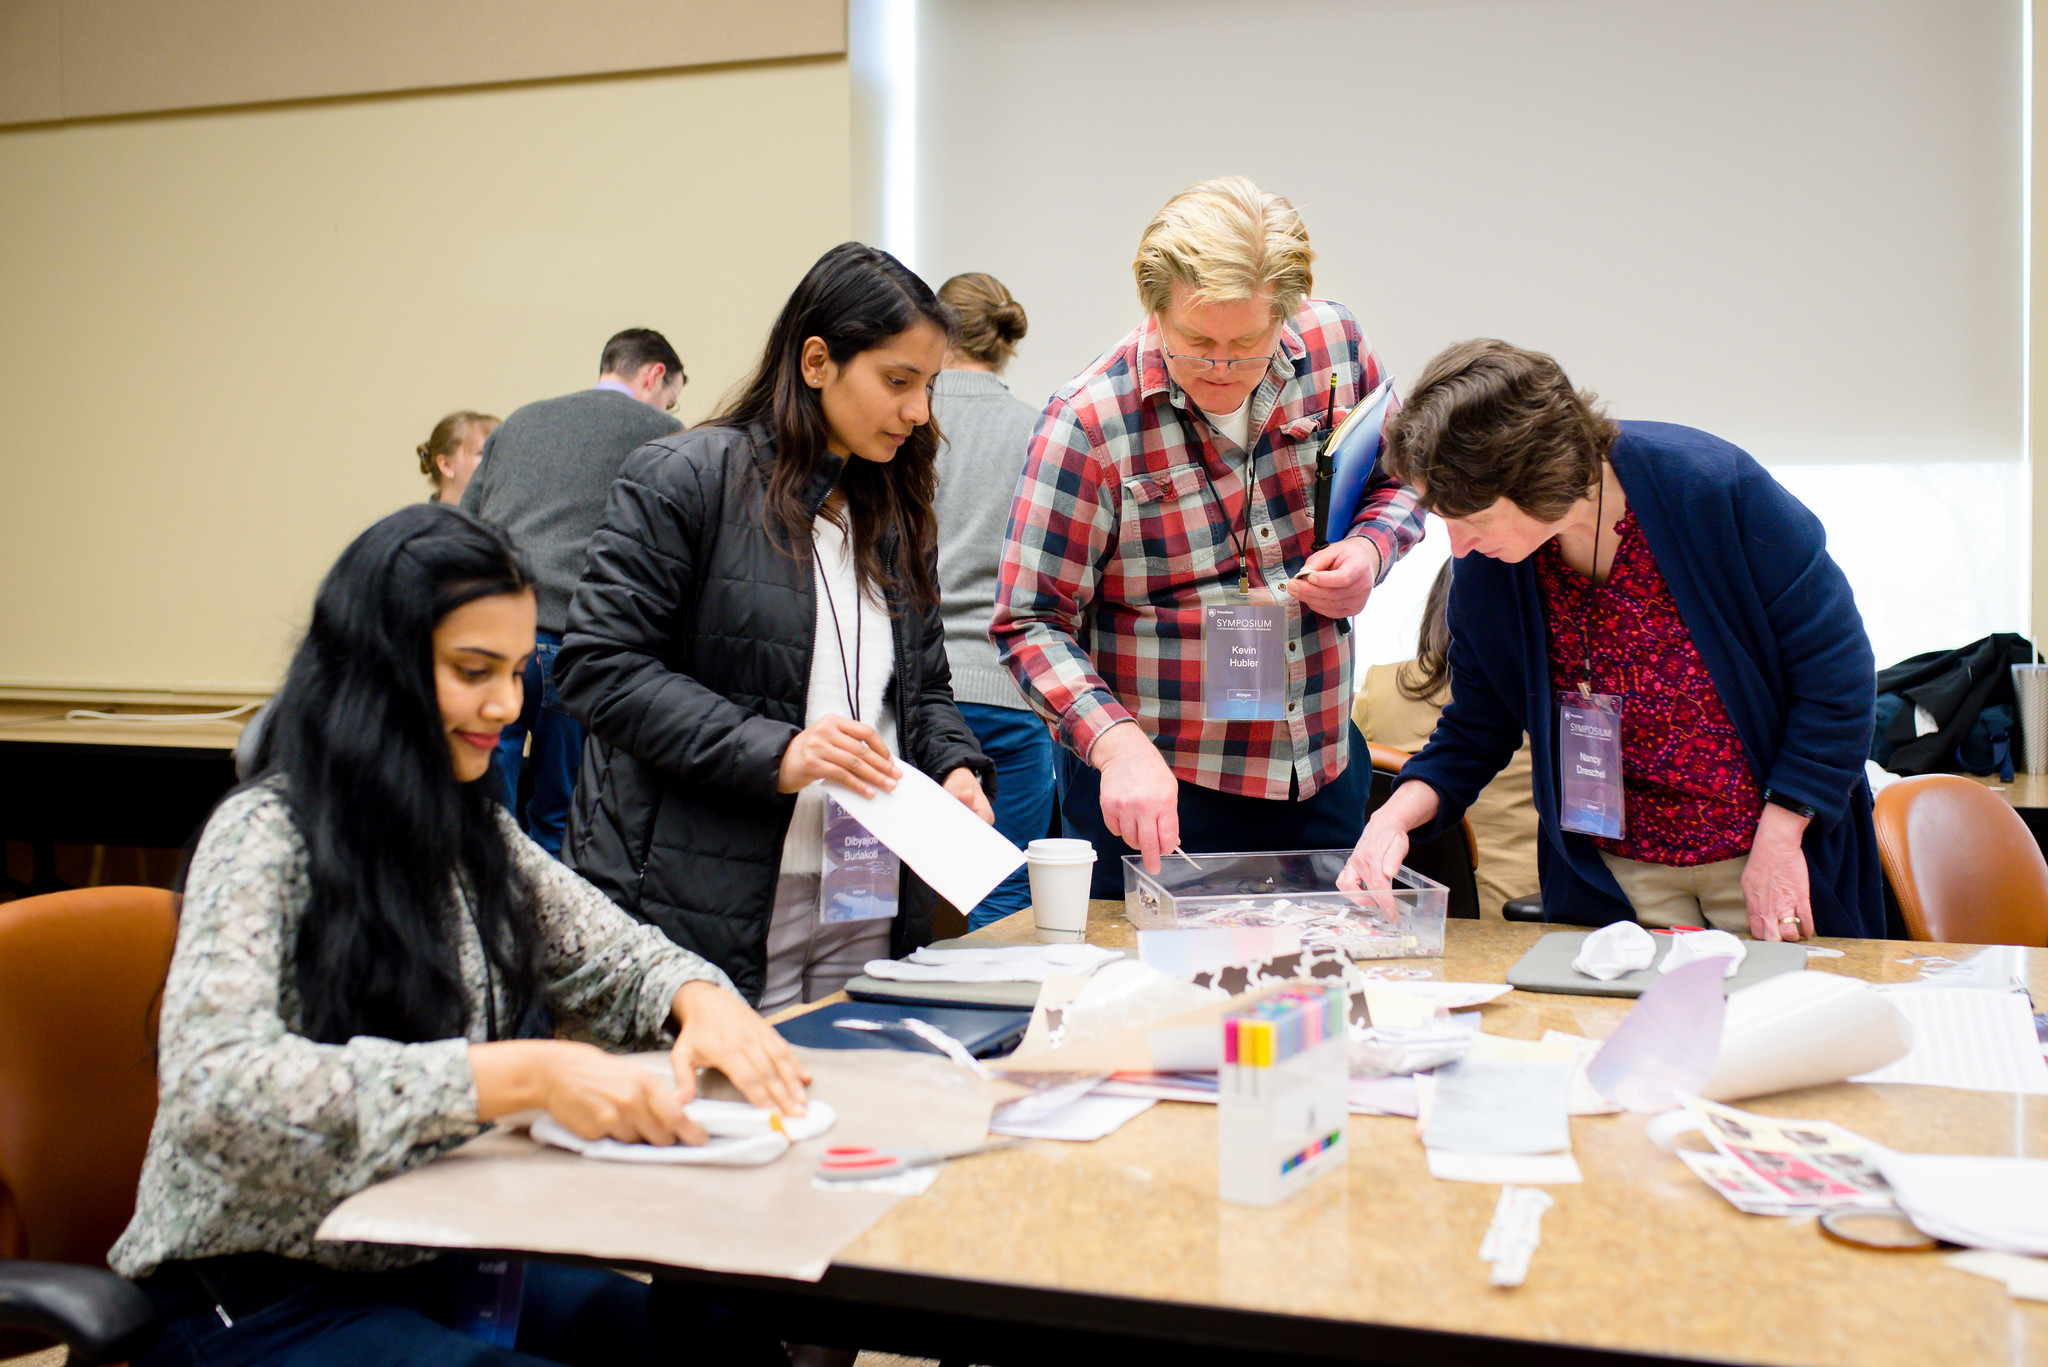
[1382,339,1617,521]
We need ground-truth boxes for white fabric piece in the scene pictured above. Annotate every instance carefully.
[1659,929,1748,979]
[1571,919,1656,980]
[529,1099,837,1166]
[862,943,1124,983]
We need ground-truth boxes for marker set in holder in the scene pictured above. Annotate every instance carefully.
[1218,981,1349,1206]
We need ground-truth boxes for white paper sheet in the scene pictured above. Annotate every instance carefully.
[1945,1250,2048,1302]
[1426,1149,1583,1185]
[992,1092,1155,1141]
[1878,1152,2048,1255]
[824,763,1025,911]
[1369,981,1514,1009]
[1851,989,2048,1094]
[861,943,1122,983]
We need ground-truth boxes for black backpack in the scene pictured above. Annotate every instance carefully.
[1872,632,2033,779]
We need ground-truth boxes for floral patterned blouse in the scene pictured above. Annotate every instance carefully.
[107,781,733,1278]
[1536,509,1763,866]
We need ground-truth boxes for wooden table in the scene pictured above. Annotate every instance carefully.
[0,699,248,892]
[366,904,2048,1366]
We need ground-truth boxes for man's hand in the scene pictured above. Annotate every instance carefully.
[942,766,995,824]
[1091,722,1178,873]
[1289,537,1382,621]
[1742,804,1813,942]
[671,979,812,1117]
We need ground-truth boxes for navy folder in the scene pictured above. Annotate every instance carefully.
[774,1000,1032,1059]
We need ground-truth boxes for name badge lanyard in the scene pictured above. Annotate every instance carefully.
[813,542,900,923]
[1557,471,1626,840]
[1182,407,1290,722]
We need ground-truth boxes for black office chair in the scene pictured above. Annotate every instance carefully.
[1352,729,1480,920]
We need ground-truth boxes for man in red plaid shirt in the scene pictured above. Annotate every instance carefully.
[993,176,1425,895]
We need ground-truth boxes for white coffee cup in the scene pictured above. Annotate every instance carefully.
[1026,838,1096,944]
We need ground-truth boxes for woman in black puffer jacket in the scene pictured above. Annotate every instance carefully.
[556,243,996,1008]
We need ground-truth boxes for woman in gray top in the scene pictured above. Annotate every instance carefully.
[932,273,1056,928]
[111,503,806,1366]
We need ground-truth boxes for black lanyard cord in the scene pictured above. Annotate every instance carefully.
[1578,465,1608,697]
[812,535,862,721]
[1177,406,1258,594]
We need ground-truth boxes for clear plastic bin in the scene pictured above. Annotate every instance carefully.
[1123,849,1448,959]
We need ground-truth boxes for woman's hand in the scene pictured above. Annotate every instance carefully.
[1338,813,1412,893]
[1742,804,1813,941]
[942,766,995,824]
[670,979,811,1117]
[778,714,899,796]
[1337,781,1442,892]
[471,1039,707,1146]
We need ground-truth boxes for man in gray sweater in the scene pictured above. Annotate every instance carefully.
[461,328,685,856]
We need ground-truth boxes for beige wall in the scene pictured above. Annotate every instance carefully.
[0,58,852,696]
[1,0,842,125]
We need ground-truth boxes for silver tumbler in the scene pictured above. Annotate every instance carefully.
[2011,663,2048,774]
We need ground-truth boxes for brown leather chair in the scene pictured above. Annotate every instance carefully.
[0,886,177,1362]
[1873,774,2048,946]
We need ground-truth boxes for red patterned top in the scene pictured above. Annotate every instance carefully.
[1535,510,1762,865]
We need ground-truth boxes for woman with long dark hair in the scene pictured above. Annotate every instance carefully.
[109,502,807,1366]
[558,242,996,1010]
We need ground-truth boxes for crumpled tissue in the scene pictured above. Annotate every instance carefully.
[1351,1022,1474,1077]
[1571,920,1656,980]
[1658,929,1746,979]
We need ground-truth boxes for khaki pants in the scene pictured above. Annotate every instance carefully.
[1598,851,1750,935]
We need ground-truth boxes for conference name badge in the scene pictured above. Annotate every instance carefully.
[821,796,900,923]
[1203,600,1289,721]
[1557,690,1625,839]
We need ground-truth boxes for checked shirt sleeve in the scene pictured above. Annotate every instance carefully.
[992,396,1135,761]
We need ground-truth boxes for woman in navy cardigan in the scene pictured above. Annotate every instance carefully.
[1342,340,1882,939]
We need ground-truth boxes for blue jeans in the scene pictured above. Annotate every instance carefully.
[490,631,583,859]
[1058,740,1368,899]
[957,702,1057,930]
[137,1257,658,1367]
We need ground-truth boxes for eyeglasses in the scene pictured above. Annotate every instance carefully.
[666,371,688,412]
[1161,348,1273,374]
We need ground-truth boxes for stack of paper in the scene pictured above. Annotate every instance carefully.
[1657,1096,1892,1217]
[1851,988,2048,1095]
[1419,1056,1580,1185]
[1875,1152,2048,1254]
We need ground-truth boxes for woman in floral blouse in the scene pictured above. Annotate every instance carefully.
[110,502,808,1366]
[1342,340,1881,941]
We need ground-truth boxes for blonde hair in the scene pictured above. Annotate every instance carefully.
[416,410,499,491]
[1133,175,1315,322]
[938,272,1028,371]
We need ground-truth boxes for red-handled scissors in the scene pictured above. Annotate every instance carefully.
[815,1138,1025,1182]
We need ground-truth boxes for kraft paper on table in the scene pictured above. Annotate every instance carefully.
[315,1047,993,1282]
